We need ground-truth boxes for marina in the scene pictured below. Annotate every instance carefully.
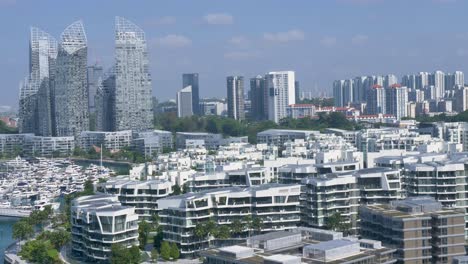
[0,157,114,217]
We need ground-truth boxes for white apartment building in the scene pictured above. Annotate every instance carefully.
[177,85,193,118]
[301,167,402,234]
[158,184,301,257]
[97,178,173,221]
[71,194,139,262]
[257,129,320,146]
[265,71,296,123]
[79,130,132,151]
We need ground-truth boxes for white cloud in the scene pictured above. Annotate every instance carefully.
[228,36,249,47]
[153,34,192,48]
[320,36,337,47]
[146,16,176,26]
[203,13,234,25]
[263,29,305,43]
[224,51,258,60]
[0,105,12,112]
[351,34,369,45]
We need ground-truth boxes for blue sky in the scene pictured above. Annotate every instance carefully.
[1,0,468,109]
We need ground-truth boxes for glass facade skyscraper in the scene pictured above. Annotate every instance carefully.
[182,73,200,115]
[114,17,152,132]
[54,21,89,138]
[19,27,58,136]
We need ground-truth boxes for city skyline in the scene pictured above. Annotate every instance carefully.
[1,0,468,108]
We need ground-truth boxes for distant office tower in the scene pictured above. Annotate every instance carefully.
[416,72,430,89]
[333,80,345,107]
[294,80,300,102]
[455,71,464,86]
[430,70,445,100]
[114,17,152,132]
[183,73,200,115]
[374,75,384,87]
[250,76,266,120]
[86,63,103,113]
[227,76,245,120]
[95,69,116,131]
[454,86,468,112]
[386,84,408,119]
[402,74,417,89]
[266,71,295,123]
[177,86,193,118]
[19,27,57,136]
[353,76,367,102]
[333,79,354,106]
[343,79,354,105]
[445,71,464,91]
[383,74,398,88]
[54,21,89,138]
[366,85,386,114]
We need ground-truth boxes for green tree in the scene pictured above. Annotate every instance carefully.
[194,222,207,239]
[172,184,182,195]
[252,217,264,235]
[231,219,244,236]
[82,180,94,195]
[150,214,160,231]
[12,219,34,242]
[215,225,231,239]
[326,212,350,233]
[160,241,171,261]
[19,239,60,264]
[170,243,180,260]
[110,244,141,264]
[151,248,159,263]
[49,229,71,250]
[138,220,151,249]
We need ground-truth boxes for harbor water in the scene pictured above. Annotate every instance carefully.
[0,217,19,263]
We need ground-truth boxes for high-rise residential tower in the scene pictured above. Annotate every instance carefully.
[385,84,408,120]
[226,76,245,120]
[19,27,57,136]
[266,71,295,123]
[183,73,200,115]
[87,63,103,113]
[114,17,152,132]
[250,76,266,120]
[333,80,345,107]
[430,70,445,100]
[177,86,193,118]
[54,21,89,138]
[95,68,116,132]
[366,85,386,115]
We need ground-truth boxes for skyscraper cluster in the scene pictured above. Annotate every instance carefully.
[19,17,153,137]
[333,71,467,119]
[176,71,296,123]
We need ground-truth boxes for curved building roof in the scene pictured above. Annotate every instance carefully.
[60,20,87,54]
[115,16,145,41]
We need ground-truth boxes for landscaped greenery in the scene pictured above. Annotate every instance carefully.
[409,110,468,123]
[110,243,141,264]
[13,205,68,264]
[154,112,361,144]
[297,97,334,107]
[72,146,149,163]
[0,119,17,134]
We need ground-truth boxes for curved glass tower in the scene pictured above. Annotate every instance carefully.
[54,21,89,137]
[114,16,152,131]
[19,27,57,135]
